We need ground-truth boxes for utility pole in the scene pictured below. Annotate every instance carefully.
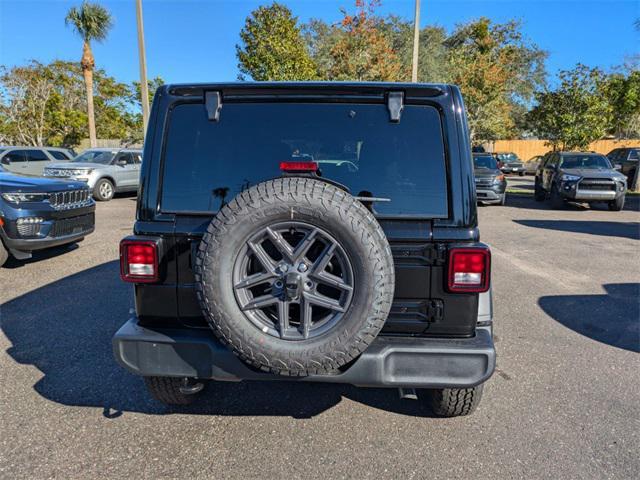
[411,0,421,82]
[136,0,150,136]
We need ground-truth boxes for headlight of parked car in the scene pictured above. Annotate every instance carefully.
[1,192,49,203]
[561,174,581,182]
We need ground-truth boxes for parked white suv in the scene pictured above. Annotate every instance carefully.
[43,148,143,201]
[0,146,73,176]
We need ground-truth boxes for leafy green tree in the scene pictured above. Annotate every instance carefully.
[130,76,164,110]
[527,64,613,150]
[65,1,113,147]
[0,61,57,146]
[236,2,317,81]
[445,18,547,142]
[603,70,640,138]
[378,16,449,83]
[326,0,403,81]
[0,60,141,147]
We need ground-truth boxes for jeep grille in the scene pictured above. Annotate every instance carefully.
[49,189,91,209]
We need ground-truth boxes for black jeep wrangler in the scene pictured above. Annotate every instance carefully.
[113,83,495,417]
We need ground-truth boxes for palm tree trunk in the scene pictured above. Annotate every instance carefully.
[81,41,97,148]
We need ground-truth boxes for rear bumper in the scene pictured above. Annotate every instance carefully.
[501,166,525,174]
[112,317,496,388]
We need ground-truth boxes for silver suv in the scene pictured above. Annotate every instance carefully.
[0,146,73,176]
[44,148,142,201]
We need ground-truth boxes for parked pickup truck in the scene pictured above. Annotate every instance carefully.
[112,83,495,417]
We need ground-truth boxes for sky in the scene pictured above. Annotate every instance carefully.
[0,0,638,85]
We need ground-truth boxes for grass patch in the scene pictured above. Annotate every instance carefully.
[506,189,533,195]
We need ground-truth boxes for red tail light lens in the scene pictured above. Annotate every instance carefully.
[120,240,158,283]
[447,247,490,292]
[279,161,318,173]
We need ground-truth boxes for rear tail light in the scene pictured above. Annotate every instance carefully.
[120,240,158,283]
[279,161,318,173]
[447,247,490,293]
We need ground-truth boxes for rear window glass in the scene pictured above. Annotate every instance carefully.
[49,150,70,160]
[161,102,448,217]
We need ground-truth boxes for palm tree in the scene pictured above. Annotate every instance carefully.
[65,1,113,148]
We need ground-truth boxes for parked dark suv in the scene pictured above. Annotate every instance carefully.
[112,83,495,417]
[534,152,627,210]
[473,153,507,205]
[0,165,95,266]
[606,147,639,183]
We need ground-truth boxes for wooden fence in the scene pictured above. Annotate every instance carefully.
[485,139,640,160]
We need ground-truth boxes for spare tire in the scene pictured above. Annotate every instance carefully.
[194,177,394,376]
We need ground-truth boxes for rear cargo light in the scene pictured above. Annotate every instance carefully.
[279,161,318,173]
[447,247,490,293]
[120,240,158,283]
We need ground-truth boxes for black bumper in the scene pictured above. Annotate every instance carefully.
[3,227,94,252]
[0,206,95,255]
[113,318,496,388]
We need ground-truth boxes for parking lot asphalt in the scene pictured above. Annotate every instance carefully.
[1,179,639,479]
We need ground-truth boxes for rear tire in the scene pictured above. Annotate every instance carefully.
[550,184,564,209]
[534,181,545,202]
[608,195,625,211]
[518,171,524,177]
[423,385,484,417]
[143,377,204,406]
[0,241,8,267]
[93,178,115,201]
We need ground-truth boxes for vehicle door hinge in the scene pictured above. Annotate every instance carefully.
[387,91,404,122]
[205,91,222,121]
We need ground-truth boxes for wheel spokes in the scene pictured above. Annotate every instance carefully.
[302,291,346,313]
[235,222,354,341]
[265,227,295,262]
[299,296,312,339]
[278,300,289,337]
[292,228,319,262]
[241,294,279,311]
[311,242,337,274]
[248,240,277,273]
[312,271,354,293]
[234,271,277,290]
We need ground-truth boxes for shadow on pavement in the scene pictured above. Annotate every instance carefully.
[3,243,80,269]
[538,283,640,353]
[514,219,640,240]
[0,261,439,418]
